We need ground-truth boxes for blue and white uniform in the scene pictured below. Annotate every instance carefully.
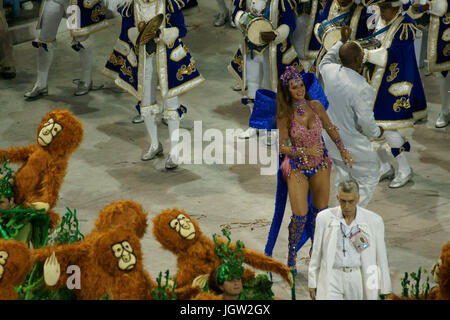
[229,0,300,138]
[104,0,205,166]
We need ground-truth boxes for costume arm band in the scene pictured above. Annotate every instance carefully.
[429,0,447,17]
[364,47,388,67]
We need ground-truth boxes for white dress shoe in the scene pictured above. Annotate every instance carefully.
[232,82,247,91]
[74,81,92,96]
[132,114,144,124]
[214,12,228,27]
[238,127,258,139]
[389,170,413,188]
[379,167,395,182]
[142,142,163,161]
[24,84,48,99]
[165,155,178,169]
[435,112,449,128]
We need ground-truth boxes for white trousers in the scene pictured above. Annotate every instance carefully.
[324,268,363,300]
[245,50,271,99]
[291,15,309,60]
[438,72,449,115]
[37,0,93,86]
[142,54,179,118]
[332,158,380,208]
[141,54,180,159]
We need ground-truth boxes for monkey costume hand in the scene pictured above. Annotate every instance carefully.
[27,202,50,212]
[192,274,209,289]
[44,252,61,286]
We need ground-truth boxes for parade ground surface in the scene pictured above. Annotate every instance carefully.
[1,0,449,300]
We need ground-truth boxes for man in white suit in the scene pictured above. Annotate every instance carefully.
[308,179,392,300]
[320,26,384,208]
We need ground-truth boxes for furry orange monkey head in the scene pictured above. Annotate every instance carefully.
[92,226,143,277]
[432,241,450,299]
[0,239,32,286]
[152,208,200,253]
[94,200,148,239]
[36,109,84,157]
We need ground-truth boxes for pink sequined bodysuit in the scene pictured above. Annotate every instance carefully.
[281,103,332,181]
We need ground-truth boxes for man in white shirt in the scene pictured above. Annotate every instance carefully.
[319,26,384,208]
[308,179,392,300]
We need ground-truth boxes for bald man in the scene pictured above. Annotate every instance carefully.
[319,26,384,208]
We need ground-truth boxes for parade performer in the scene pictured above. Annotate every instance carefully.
[311,0,372,79]
[264,66,353,274]
[409,0,449,128]
[103,0,204,169]
[229,0,301,140]
[320,26,384,207]
[152,208,294,289]
[0,109,84,229]
[361,0,427,188]
[0,158,50,247]
[215,0,231,26]
[24,0,116,99]
[290,0,332,71]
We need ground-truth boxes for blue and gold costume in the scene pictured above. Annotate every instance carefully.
[228,0,301,92]
[312,0,372,76]
[363,1,427,128]
[427,0,449,75]
[103,0,204,101]
[292,0,329,60]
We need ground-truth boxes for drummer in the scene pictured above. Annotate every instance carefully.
[312,0,372,80]
[290,0,329,71]
[228,0,301,141]
[360,0,427,188]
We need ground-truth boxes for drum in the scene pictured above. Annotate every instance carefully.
[243,17,274,46]
[315,20,342,51]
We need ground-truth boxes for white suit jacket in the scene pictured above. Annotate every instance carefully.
[308,206,392,300]
[319,41,381,164]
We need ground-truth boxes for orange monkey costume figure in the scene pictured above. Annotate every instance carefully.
[0,239,32,300]
[32,200,199,300]
[428,241,450,300]
[0,109,84,228]
[152,208,294,289]
[31,200,154,299]
[389,241,450,300]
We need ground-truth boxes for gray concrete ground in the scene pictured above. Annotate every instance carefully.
[0,0,449,300]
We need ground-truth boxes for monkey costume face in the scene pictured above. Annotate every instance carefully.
[152,208,200,253]
[94,200,148,239]
[92,226,143,277]
[36,110,84,157]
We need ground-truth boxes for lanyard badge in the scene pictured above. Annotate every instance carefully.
[350,228,369,253]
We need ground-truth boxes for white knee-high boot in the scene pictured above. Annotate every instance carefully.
[435,74,450,128]
[77,36,94,86]
[167,119,180,162]
[164,97,180,168]
[141,105,163,161]
[384,130,412,188]
[37,43,55,88]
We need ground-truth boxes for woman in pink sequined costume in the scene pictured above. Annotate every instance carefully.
[277,66,353,271]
